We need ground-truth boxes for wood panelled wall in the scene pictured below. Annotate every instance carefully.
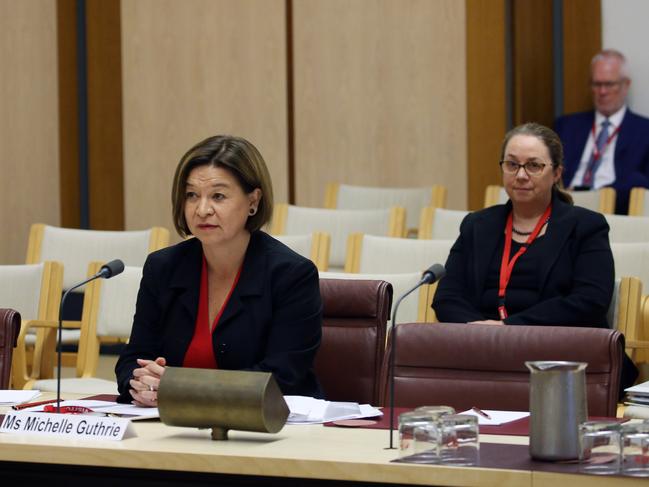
[0,0,60,264]
[0,0,603,263]
[121,0,288,239]
[562,0,601,114]
[293,0,467,210]
[466,0,507,211]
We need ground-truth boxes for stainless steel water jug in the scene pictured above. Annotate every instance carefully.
[525,361,588,461]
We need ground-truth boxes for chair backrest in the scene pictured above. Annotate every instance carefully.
[319,271,433,323]
[483,185,616,214]
[629,187,649,216]
[605,214,649,243]
[324,183,447,232]
[271,205,406,269]
[0,262,62,323]
[379,323,624,416]
[0,262,63,388]
[0,308,21,389]
[316,278,392,405]
[77,262,143,377]
[26,224,168,290]
[570,188,616,214]
[610,242,649,290]
[418,207,470,239]
[272,232,331,271]
[484,185,507,208]
[347,234,453,275]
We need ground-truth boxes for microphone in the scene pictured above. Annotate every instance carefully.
[56,259,125,412]
[386,264,446,449]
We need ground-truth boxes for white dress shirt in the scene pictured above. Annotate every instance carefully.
[570,105,626,189]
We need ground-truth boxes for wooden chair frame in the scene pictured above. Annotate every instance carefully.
[629,187,647,216]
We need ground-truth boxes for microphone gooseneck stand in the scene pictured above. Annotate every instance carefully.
[56,259,125,412]
[386,263,446,449]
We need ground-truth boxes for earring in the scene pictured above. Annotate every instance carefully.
[249,208,257,216]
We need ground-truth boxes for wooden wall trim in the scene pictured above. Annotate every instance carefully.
[57,0,80,228]
[286,0,295,204]
[86,0,124,230]
[466,0,508,210]
[562,0,601,115]
[511,0,554,128]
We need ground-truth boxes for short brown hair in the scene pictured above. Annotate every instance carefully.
[500,122,573,205]
[171,135,274,237]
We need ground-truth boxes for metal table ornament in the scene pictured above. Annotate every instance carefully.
[158,367,289,440]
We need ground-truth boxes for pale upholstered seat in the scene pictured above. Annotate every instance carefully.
[324,182,447,234]
[604,214,649,243]
[272,232,331,271]
[25,223,168,366]
[611,243,649,289]
[344,235,452,322]
[610,243,649,367]
[629,187,649,216]
[0,262,63,389]
[32,263,142,395]
[271,205,406,271]
[319,270,433,324]
[418,207,470,239]
[346,234,453,275]
[483,185,616,213]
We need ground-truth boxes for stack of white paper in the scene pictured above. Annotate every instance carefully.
[0,390,41,406]
[624,381,649,419]
[284,396,382,424]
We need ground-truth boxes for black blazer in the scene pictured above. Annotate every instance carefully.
[433,192,615,327]
[115,231,323,402]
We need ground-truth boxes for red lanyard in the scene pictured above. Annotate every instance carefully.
[498,205,552,319]
[590,121,620,161]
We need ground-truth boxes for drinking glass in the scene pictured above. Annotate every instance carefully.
[622,422,649,477]
[398,412,433,459]
[579,421,621,475]
[406,406,455,463]
[438,414,480,466]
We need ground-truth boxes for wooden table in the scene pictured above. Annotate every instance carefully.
[0,399,644,486]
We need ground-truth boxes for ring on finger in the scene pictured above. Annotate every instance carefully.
[149,385,155,392]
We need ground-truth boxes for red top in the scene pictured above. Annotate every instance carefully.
[182,256,242,369]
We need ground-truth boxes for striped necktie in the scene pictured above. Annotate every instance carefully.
[582,119,610,187]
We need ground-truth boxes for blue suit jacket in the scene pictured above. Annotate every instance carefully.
[555,109,649,214]
[115,231,323,402]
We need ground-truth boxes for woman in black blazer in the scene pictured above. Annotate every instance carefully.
[116,135,322,405]
[432,123,637,389]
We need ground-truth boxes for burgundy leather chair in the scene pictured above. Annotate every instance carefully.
[0,308,21,389]
[379,323,624,417]
[316,279,392,405]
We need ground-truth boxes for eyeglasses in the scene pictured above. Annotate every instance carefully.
[499,160,551,176]
[590,80,624,90]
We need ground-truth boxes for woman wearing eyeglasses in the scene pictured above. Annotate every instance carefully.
[433,122,638,389]
[434,122,616,327]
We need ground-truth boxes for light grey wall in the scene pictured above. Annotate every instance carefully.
[602,0,649,117]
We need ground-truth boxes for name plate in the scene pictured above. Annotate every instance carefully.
[0,412,134,440]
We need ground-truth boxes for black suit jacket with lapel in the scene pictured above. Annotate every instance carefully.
[116,231,323,402]
[433,191,615,328]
